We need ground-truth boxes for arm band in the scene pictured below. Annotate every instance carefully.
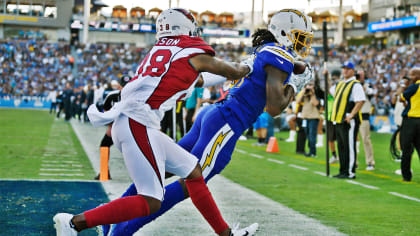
[201,72,227,87]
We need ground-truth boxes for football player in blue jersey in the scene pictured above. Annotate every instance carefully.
[105,9,314,236]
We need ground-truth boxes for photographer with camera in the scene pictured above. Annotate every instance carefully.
[296,81,321,157]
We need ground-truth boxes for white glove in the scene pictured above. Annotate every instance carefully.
[288,64,314,93]
[240,56,254,76]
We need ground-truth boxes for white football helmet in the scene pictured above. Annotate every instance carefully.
[156,8,200,39]
[268,9,313,58]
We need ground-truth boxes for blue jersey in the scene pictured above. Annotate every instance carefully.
[218,43,295,133]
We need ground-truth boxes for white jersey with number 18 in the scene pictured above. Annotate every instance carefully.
[120,35,215,129]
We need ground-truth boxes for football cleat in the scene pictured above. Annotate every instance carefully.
[230,223,259,236]
[53,213,77,236]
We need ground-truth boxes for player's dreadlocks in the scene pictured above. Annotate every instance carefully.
[252,29,278,47]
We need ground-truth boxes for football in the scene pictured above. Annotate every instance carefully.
[293,61,307,74]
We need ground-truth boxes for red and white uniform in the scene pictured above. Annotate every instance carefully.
[121,35,215,129]
[88,35,215,200]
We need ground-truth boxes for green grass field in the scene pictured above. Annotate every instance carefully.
[0,108,95,179]
[2,108,420,235]
[222,131,420,236]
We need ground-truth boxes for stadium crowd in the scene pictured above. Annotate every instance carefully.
[0,37,419,123]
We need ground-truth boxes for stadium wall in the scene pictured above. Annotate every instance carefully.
[82,31,156,47]
[0,97,51,109]
[0,0,73,40]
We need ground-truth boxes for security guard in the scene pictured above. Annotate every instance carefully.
[330,61,366,179]
[400,67,420,182]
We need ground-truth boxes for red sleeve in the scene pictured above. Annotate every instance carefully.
[178,36,215,56]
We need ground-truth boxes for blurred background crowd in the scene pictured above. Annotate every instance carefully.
[0,37,418,125]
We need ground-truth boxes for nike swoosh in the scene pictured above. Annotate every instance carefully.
[276,58,284,64]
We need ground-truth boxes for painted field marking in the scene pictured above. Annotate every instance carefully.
[236,149,246,154]
[249,153,264,159]
[41,164,83,168]
[42,160,80,163]
[346,180,380,190]
[267,158,285,164]
[289,164,308,171]
[313,171,327,176]
[237,146,420,205]
[39,168,82,172]
[389,192,420,203]
[39,173,84,176]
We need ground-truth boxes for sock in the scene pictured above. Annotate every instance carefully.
[185,176,229,234]
[84,195,150,228]
[332,151,337,158]
[101,183,140,235]
[356,141,360,153]
[317,134,323,144]
[112,181,187,235]
[288,130,296,140]
[258,138,265,143]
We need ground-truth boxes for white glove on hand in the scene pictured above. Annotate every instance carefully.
[288,64,314,93]
[240,56,254,76]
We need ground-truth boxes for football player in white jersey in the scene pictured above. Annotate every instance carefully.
[53,8,258,236]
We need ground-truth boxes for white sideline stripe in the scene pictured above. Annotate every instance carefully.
[389,192,420,203]
[346,180,380,190]
[39,173,84,176]
[249,153,264,159]
[289,164,308,170]
[236,149,246,154]
[0,178,93,182]
[39,168,82,172]
[313,171,327,176]
[41,164,83,167]
[267,158,284,164]
[42,160,79,163]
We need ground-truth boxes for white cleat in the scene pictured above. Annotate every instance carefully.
[285,138,295,143]
[230,223,259,236]
[53,213,78,236]
[329,156,338,164]
[365,165,375,171]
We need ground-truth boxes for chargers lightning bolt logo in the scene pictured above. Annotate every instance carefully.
[202,130,232,171]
